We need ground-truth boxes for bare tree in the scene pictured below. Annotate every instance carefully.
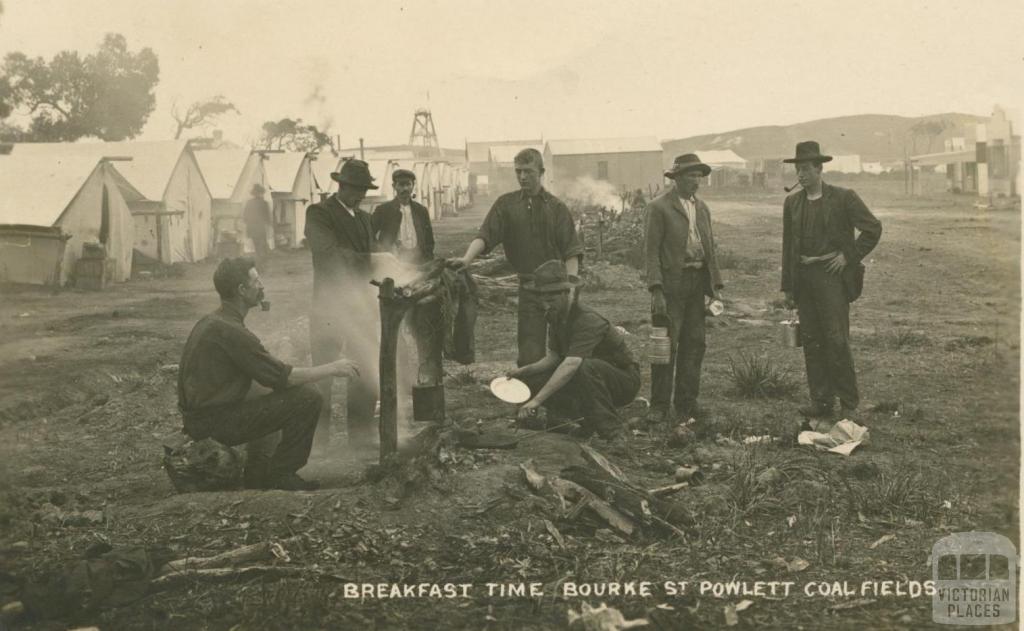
[172,95,238,140]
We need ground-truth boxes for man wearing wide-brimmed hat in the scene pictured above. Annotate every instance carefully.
[372,168,435,264]
[644,153,724,425]
[781,141,882,420]
[243,183,272,265]
[507,259,640,440]
[304,159,394,452]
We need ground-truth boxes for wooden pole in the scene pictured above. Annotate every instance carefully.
[377,278,405,461]
[374,262,450,462]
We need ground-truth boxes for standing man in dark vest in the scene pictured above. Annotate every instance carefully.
[372,168,435,264]
[781,141,882,419]
[305,159,393,451]
[645,154,724,424]
[243,183,272,265]
[455,148,584,366]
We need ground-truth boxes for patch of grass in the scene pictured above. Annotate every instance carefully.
[834,463,943,522]
[728,353,798,399]
[880,327,929,350]
[724,448,824,522]
[716,250,772,275]
[447,368,479,386]
[944,335,994,351]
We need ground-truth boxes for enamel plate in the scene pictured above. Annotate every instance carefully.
[489,377,531,404]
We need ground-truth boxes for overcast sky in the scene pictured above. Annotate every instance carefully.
[1,0,1021,148]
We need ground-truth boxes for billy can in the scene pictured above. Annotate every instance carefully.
[648,326,671,365]
[781,318,801,348]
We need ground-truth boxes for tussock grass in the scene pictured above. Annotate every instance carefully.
[716,250,772,275]
[944,335,994,351]
[724,448,825,520]
[447,368,479,386]
[834,463,943,521]
[728,353,798,399]
[879,327,929,350]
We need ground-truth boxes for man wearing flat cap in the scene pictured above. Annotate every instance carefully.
[644,154,723,425]
[372,168,435,264]
[243,183,272,265]
[508,259,640,440]
[304,159,395,451]
[781,141,882,420]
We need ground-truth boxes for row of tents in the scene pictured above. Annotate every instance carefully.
[0,141,471,286]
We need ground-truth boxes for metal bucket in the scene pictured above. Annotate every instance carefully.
[781,319,801,348]
[649,326,671,365]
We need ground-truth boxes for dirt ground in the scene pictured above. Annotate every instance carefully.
[0,180,1019,630]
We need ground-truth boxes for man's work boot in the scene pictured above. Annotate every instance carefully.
[243,467,268,490]
[676,400,705,422]
[268,473,321,492]
[647,406,671,425]
[798,402,834,419]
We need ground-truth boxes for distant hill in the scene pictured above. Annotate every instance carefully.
[663,113,986,163]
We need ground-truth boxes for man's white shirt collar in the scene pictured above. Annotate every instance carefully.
[334,194,356,217]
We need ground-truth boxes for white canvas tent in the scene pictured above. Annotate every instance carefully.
[12,141,213,264]
[310,153,340,200]
[0,154,140,285]
[358,159,397,212]
[264,151,320,247]
[697,150,748,169]
[193,149,268,236]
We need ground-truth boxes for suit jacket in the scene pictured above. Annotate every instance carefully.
[644,187,723,297]
[371,198,435,263]
[781,182,882,300]
[305,195,376,311]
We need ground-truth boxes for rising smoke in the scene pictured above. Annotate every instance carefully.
[557,175,623,213]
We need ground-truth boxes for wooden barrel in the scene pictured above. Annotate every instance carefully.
[648,326,671,365]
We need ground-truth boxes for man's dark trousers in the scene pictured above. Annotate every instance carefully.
[796,263,859,409]
[523,359,640,433]
[651,268,706,414]
[249,228,269,264]
[183,385,321,484]
[517,282,547,367]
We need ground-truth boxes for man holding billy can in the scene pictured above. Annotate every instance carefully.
[645,154,724,424]
[781,141,882,420]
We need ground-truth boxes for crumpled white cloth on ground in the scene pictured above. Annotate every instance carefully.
[798,419,870,456]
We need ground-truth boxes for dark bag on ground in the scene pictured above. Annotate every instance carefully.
[842,262,865,303]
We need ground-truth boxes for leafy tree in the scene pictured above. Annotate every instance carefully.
[172,95,238,139]
[0,33,159,141]
[257,117,333,152]
[909,119,950,154]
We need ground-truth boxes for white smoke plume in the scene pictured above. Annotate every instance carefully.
[557,175,624,213]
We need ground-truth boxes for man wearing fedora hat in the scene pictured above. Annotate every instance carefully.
[304,159,394,451]
[508,259,640,440]
[781,141,882,419]
[455,148,583,367]
[372,168,435,264]
[644,153,724,424]
[243,183,272,265]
